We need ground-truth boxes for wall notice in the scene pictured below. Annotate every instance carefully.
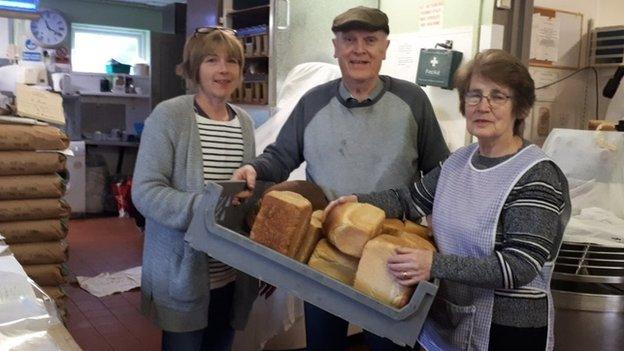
[419,1,444,29]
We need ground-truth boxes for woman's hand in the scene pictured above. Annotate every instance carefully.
[323,195,358,219]
[387,247,433,286]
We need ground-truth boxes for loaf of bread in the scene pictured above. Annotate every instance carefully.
[308,239,359,285]
[323,202,385,257]
[294,210,324,263]
[353,235,419,308]
[246,180,328,229]
[250,191,312,257]
[404,220,431,239]
[381,218,404,235]
[395,231,437,252]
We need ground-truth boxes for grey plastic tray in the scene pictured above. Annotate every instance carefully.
[185,182,438,347]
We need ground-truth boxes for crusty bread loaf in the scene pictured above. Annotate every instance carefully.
[396,231,437,252]
[250,191,312,257]
[353,235,418,308]
[323,202,385,257]
[246,180,329,229]
[381,218,404,235]
[295,210,324,263]
[308,239,359,285]
[404,220,431,239]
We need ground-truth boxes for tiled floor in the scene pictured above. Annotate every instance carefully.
[64,217,369,351]
[65,217,161,351]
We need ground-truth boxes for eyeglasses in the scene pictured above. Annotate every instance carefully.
[194,26,237,36]
[464,91,512,107]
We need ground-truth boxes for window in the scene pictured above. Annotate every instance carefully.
[71,23,149,74]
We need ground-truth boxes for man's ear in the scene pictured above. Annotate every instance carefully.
[332,37,338,58]
[382,39,390,60]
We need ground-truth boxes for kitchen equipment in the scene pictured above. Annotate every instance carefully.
[99,77,110,92]
[112,75,126,93]
[552,242,624,351]
[185,182,438,347]
[133,63,149,76]
[51,73,71,94]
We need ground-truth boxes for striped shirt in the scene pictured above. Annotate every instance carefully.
[195,105,242,289]
[358,141,570,328]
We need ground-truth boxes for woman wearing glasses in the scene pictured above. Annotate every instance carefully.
[132,27,258,351]
[325,49,570,351]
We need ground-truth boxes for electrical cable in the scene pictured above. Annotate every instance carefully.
[535,66,599,119]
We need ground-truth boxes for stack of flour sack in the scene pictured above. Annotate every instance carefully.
[0,123,71,315]
[249,181,436,309]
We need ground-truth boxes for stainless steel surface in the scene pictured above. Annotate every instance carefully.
[553,242,624,351]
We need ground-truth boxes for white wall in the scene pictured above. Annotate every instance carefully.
[596,0,624,27]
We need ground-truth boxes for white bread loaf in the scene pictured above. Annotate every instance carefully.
[294,210,324,263]
[323,202,385,257]
[250,191,312,258]
[354,234,434,308]
[308,239,359,285]
[404,220,431,239]
[396,230,437,251]
[381,218,404,235]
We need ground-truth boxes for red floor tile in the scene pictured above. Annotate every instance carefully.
[64,217,161,350]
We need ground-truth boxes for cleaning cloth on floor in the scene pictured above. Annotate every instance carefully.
[76,266,141,297]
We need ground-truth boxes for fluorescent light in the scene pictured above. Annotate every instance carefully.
[0,0,38,11]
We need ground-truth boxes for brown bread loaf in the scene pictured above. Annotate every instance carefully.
[250,191,312,257]
[381,218,405,235]
[294,210,324,263]
[308,239,359,285]
[323,202,385,257]
[246,180,328,229]
[404,219,432,239]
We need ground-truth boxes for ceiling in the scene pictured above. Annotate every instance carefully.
[111,0,186,7]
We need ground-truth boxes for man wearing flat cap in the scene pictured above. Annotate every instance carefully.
[233,7,449,349]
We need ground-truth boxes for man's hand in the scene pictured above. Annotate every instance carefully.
[323,195,358,220]
[230,165,257,205]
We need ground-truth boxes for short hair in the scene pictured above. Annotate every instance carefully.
[176,29,245,88]
[454,49,535,136]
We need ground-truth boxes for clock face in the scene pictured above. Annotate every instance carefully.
[30,10,69,48]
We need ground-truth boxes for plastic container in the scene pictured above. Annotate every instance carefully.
[105,62,131,74]
[185,182,439,347]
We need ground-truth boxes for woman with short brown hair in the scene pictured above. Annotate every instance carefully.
[132,28,258,351]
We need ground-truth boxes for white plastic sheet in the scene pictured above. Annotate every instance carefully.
[542,128,624,247]
[0,257,62,351]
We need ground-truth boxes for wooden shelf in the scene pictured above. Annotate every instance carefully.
[227,4,270,16]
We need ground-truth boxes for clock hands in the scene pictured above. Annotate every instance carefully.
[44,19,63,37]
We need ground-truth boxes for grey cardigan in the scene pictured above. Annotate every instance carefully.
[132,94,258,332]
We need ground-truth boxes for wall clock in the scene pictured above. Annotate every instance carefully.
[30,9,69,48]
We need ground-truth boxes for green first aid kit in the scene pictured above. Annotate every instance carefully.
[416,48,463,89]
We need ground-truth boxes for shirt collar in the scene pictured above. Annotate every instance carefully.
[338,78,384,105]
